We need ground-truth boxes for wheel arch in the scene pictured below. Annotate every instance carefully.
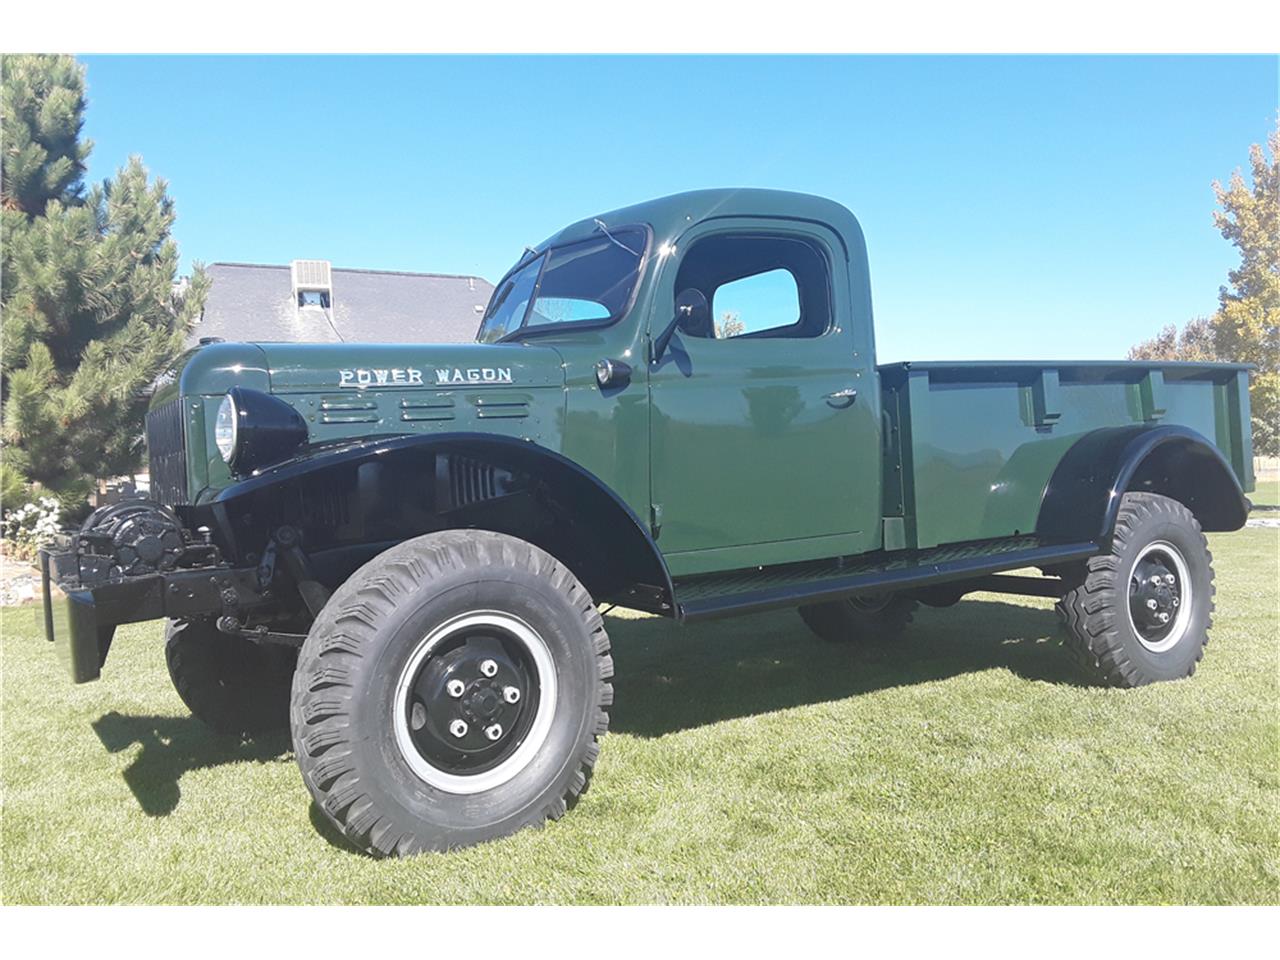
[1036,424,1249,543]
[208,433,675,613]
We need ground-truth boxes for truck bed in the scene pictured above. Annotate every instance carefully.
[878,360,1254,551]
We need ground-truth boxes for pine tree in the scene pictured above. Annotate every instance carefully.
[1,54,208,513]
[1210,120,1279,457]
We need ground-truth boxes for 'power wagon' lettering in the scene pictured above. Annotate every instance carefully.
[435,367,514,385]
[338,367,513,388]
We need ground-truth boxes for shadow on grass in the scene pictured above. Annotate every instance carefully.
[89,595,1079,819]
[606,595,1085,738]
[91,713,290,816]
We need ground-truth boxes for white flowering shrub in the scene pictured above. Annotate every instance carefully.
[2,496,63,560]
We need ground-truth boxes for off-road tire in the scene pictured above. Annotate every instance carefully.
[290,530,613,858]
[798,593,919,644]
[165,618,298,737]
[1057,492,1214,687]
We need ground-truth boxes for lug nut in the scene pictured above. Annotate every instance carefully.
[1165,574,1176,585]
[1158,612,1170,623]
[1146,598,1158,610]
[1172,597,1180,607]
[503,686,521,704]
[480,659,498,677]
[446,678,465,698]
[449,719,469,738]
[484,723,503,741]
[1149,575,1162,586]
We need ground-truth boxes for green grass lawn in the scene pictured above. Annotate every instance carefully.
[3,528,1277,904]
[1251,477,1279,511]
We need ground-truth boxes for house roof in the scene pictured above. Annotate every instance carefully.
[189,262,494,346]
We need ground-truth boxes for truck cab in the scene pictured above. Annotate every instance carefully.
[42,189,1254,858]
[447,189,885,575]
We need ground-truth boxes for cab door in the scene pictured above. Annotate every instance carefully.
[647,219,882,576]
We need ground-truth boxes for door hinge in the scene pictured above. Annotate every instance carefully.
[650,503,662,540]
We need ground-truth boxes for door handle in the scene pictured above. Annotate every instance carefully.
[826,388,858,409]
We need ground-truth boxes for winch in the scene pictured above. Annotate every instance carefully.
[73,498,220,581]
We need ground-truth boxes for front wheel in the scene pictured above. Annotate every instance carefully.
[1057,492,1215,687]
[290,530,612,857]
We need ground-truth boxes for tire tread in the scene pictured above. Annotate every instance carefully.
[165,619,296,737]
[290,530,612,857]
[1056,492,1214,687]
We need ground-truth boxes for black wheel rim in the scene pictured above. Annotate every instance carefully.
[393,611,558,794]
[405,628,540,776]
[1127,541,1190,653]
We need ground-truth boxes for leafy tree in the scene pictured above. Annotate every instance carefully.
[1128,316,1219,363]
[1,54,208,514]
[1210,121,1279,457]
[1129,120,1278,456]
[715,311,745,339]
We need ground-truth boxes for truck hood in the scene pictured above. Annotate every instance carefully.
[166,341,569,499]
[169,341,567,399]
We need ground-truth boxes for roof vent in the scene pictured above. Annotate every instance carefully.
[291,259,333,308]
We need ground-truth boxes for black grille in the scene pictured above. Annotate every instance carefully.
[293,483,350,529]
[146,397,188,506]
[450,455,499,508]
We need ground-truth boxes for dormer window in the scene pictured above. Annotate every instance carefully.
[298,289,330,308]
[292,260,332,287]
[291,259,334,323]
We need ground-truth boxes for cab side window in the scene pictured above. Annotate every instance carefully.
[674,235,831,340]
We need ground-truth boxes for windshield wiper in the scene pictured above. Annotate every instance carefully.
[594,219,640,257]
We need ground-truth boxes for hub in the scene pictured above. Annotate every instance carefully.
[398,616,545,781]
[1127,541,1192,653]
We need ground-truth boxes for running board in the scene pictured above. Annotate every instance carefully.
[674,537,1098,621]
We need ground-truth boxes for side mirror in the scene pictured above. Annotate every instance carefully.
[652,288,709,365]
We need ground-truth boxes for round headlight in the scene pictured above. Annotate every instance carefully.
[214,387,309,476]
[214,393,238,463]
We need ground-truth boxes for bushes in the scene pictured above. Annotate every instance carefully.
[2,495,61,562]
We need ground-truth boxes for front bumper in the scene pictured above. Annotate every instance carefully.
[40,542,265,683]
[42,548,123,683]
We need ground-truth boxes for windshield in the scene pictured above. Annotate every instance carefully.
[477,227,647,343]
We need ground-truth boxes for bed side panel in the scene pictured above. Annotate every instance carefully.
[881,362,1251,550]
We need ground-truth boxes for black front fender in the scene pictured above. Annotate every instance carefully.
[210,432,676,613]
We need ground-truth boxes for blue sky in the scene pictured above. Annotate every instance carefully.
[78,55,1277,362]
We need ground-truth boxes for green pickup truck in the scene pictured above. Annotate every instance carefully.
[42,189,1254,857]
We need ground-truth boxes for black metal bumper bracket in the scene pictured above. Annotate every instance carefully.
[41,544,268,683]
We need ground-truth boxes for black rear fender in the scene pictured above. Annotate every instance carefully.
[1037,424,1250,543]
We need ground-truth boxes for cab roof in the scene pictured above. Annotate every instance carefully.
[536,188,868,262]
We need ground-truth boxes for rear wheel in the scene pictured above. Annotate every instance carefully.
[1057,492,1214,687]
[165,619,297,737]
[798,592,918,644]
[291,530,612,857]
